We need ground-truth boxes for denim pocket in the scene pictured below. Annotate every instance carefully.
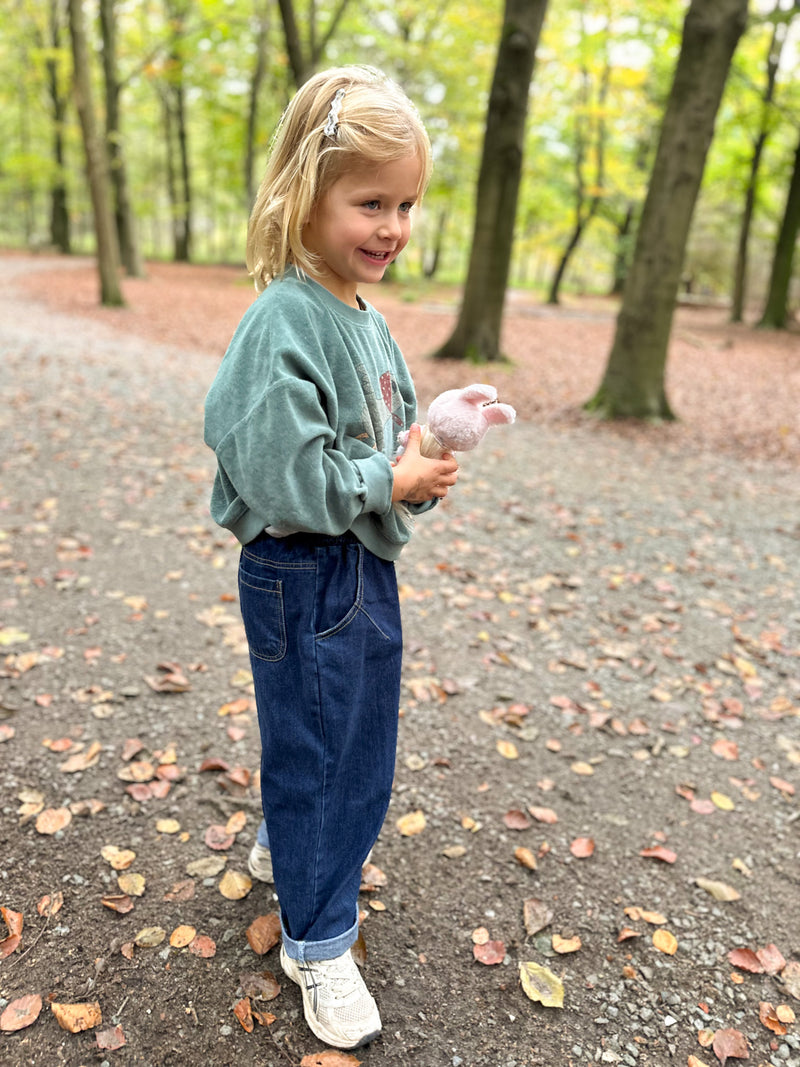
[238,564,287,662]
[314,544,363,640]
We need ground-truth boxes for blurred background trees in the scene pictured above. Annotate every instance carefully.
[2,1,798,352]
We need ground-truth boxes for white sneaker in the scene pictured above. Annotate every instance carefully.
[247,842,274,883]
[280,945,381,1049]
[248,844,374,885]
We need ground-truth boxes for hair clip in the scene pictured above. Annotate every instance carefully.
[323,87,346,139]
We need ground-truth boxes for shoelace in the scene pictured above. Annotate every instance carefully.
[297,958,355,1013]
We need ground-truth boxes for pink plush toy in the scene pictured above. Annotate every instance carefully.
[399,383,516,458]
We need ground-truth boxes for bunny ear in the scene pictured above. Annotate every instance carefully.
[460,383,498,404]
[482,403,516,426]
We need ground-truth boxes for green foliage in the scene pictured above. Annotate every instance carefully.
[0,0,797,308]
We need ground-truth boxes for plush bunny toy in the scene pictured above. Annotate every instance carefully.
[399,383,516,459]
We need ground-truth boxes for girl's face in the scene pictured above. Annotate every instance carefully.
[303,153,423,307]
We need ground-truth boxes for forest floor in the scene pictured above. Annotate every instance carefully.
[1,251,799,1067]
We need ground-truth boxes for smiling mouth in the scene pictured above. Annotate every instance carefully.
[360,249,391,262]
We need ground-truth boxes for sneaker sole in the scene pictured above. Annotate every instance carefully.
[280,948,381,1050]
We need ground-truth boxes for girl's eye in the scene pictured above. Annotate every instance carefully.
[400,202,414,214]
[363,200,380,210]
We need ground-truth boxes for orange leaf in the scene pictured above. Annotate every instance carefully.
[51,1001,102,1033]
[617,927,642,942]
[233,998,254,1033]
[300,1051,363,1066]
[514,846,537,870]
[759,1001,787,1036]
[552,934,581,954]
[652,929,678,955]
[756,943,786,976]
[188,934,216,958]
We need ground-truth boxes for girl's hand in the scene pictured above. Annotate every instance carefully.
[391,424,458,503]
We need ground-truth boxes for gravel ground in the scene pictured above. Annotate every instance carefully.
[1,253,799,1067]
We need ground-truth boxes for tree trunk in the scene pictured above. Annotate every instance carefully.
[277,0,311,87]
[609,203,634,296]
[548,30,610,306]
[67,0,123,306]
[758,131,800,328]
[432,0,549,362]
[46,0,71,253]
[586,0,748,420]
[245,3,271,208]
[731,12,783,322]
[163,2,192,263]
[99,0,144,277]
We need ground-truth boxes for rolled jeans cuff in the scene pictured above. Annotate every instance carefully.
[281,910,360,963]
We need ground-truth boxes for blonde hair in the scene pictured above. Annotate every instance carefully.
[246,66,432,292]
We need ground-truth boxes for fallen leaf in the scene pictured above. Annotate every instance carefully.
[37,892,64,918]
[518,961,564,1008]
[759,1001,787,1036]
[514,846,537,870]
[163,880,195,903]
[471,927,490,945]
[156,818,181,835]
[95,1024,126,1050]
[59,740,102,773]
[496,739,519,760]
[247,913,282,955]
[219,869,253,900]
[186,855,227,878]
[523,898,553,936]
[769,776,795,796]
[239,971,281,1001]
[712,1027,749,1064]
[552,933,581,954]
[188,934,217,958]
[134,926,166,947]
[226,810,248,835]
[233,997,254,1033]
[0,993,43,1032]
[727,948,764,973]
[473,940,506,965]
[617,927,642,942]
[35,807,72,835]
[205,824,235,851]
[711,738,739,761]
[757,943,786,975]
[528,806,558,824]
[503,809,531,830]
[396,810,426,836]
[695,878,741,902]
[299,1051,363,1066]
[688,1057,712,1067]
[652,929,678,955]
[101,845,136,870]
[570,761,594,776]
[570,837,595,858]
[101,894,135,914]
[781,960,800,1000]
[51,1001,102,1033]
[170,925,197,948]
[117,872,146,897]
[776,1005,796,1024]
[711,791,735,811]
[640,845,677,864]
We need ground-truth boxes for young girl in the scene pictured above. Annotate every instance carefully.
[204,66,458,1050]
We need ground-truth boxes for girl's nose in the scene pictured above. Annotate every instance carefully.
[378,212,402,240]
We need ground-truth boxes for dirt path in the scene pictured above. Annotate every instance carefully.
[1,254,799,1067]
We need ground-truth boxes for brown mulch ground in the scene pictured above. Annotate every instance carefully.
[17,255,799,468]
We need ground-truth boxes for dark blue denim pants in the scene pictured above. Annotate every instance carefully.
[238,530,402,962]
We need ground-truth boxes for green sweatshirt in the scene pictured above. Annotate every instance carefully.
[204,269,431,561]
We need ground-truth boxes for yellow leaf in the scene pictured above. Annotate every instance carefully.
[396,810,426,836]
[518,961,564,1008]
[496,739,519,760]
[711,791,735,811]
[134,926,166,947]
[694,877,740,902]
[652,929,678,955]
[117,872,146,897]
[101,845,136,870]
[219,869,253,900]
[156,819,181,835]
[570,761,594,776]
[0,628,30,647]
